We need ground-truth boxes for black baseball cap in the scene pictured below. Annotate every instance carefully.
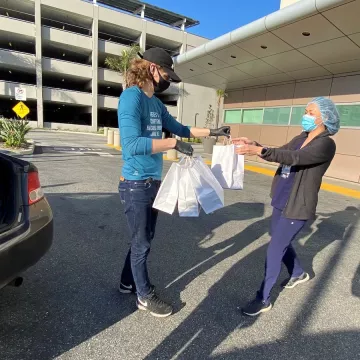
[139,47,182,83]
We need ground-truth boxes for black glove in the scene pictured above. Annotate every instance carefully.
[175,140,194,156]
[210,126,231,138]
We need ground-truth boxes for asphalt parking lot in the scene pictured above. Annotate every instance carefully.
[0,130,359,360]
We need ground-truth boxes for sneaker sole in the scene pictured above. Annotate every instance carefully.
[242,303,273,317]
[119,288,133,294]
[119,284,136,294]
[137,303,173,318]
[284,273,310,289]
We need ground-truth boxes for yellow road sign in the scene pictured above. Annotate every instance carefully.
[12,101,30,119]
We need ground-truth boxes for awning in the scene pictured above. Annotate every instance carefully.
[174,0,360,90]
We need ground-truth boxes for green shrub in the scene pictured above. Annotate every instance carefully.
[0,119,4,141]
[0,118,31,148]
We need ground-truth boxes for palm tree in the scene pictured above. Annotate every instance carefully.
[215,89,228,129]
[105,43,141,88]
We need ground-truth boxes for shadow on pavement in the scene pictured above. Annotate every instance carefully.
[145,206,360,360]
[0,190,358,359]
[0,192,263,359]
[353,264,360,298]
[0,192,133,359]
[42,182,78,189]
[208,330,360,360]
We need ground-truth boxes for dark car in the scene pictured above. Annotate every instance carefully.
[0,152,53,289]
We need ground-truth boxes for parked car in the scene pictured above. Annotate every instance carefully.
[0,152,53,289]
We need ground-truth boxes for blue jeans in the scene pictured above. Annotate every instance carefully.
[119,179,161,298]
[260,207,306,303]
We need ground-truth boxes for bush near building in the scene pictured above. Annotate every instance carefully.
[0,118,31,148]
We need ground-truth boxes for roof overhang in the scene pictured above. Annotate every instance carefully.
[174,0,360,91]
[97,0,199,29]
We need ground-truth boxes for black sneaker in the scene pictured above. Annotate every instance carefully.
[119,282,137,294]
[137,290,173,318]
[283,272,310,289]
[242,297,272,317]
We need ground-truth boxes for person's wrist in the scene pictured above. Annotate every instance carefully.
[170,138,177,149]
[259,147,268,156]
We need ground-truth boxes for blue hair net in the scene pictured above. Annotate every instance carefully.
[308,97,340,135]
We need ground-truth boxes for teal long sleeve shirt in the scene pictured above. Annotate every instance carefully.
[118,86,191,180]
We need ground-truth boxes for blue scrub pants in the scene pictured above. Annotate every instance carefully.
[260,207,306,303]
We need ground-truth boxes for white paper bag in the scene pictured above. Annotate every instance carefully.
[211,144,244,190]
[153,162,179,214]
[178,166,200,217]
[188,156,224,214]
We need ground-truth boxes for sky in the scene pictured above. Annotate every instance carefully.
[145,0,280,39]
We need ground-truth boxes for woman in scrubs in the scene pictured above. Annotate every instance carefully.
[233,97,340,316]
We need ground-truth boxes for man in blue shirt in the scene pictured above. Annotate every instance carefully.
[118,47,230,318]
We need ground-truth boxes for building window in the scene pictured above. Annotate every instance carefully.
[242,109,263,124]
[263,107,291,125]
[223,104,360,127]
[224,110,242,123]
[290,106,304,125]
[337,104,360,127]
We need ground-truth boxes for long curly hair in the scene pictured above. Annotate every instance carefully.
[126,58,155,88]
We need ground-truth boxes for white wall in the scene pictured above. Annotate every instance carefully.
[0,81,37,99]
[43,88,92,106]
[180,83,217,128]
[98,41,130,57]
[0,16,35,37]
[98,95,118,109]
[42,27,92,51]
[42,58,92,79]
[0,49,35,70]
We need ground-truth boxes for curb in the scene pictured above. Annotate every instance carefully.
[32,129,104,137]
[163,156,360,200]
[107,144,121,151]
[0,140,35,155]
[20,140,36,155]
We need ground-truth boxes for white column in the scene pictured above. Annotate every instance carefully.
[176,33,187,124]
[91,4,99,132]
[181,19,187,31]
[139,20,147,52]
[35,0,43,128]
[141,5,145,18]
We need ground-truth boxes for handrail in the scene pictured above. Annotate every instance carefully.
[0,80,36,87]
[41,16,91,36]
[98,31,138,46]
[0,14,34,25]
[0,47,35,57]
[146,43,180,56]
[42,25,91,38]
[98,94,119,98]
[43,86,92,95]
[0,6,34,22]
[42,56,92,67]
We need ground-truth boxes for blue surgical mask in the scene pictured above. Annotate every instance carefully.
[302,114,319,132]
